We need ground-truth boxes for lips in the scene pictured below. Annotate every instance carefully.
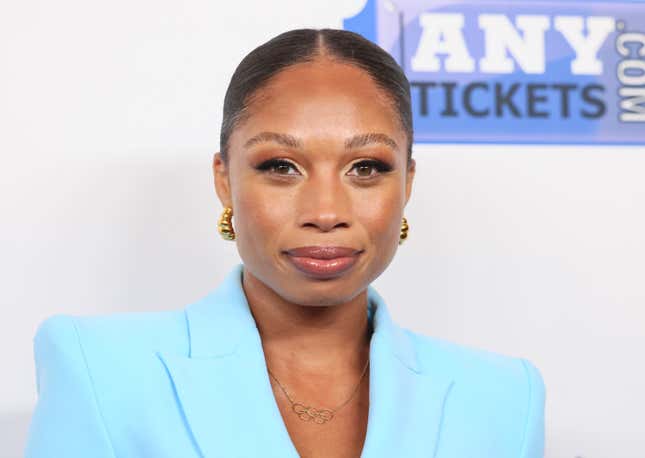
[283,246,362,279]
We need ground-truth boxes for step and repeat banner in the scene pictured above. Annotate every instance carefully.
[344,0,645,145]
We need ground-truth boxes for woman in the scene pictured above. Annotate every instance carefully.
[24,28,545,458]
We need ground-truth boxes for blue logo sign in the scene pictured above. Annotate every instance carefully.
[344,1,645,144]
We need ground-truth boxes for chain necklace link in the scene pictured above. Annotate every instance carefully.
[266,357,370,425]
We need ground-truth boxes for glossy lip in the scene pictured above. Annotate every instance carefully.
[283,246,363,279]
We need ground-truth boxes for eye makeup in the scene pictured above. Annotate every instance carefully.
[254,158,301,175]
[348,159,393,177]
[252,156,395,179]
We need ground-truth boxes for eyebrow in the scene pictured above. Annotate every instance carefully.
[244,132,302,149]
[345,132,398,150]
[243,131,399,151]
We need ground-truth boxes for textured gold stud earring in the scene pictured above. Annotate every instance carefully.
[218,206,235,241]
[399,216,409,245]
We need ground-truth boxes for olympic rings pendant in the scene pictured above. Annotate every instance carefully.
[292,403,334,424]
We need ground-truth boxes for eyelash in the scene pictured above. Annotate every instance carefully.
[255,158,393,178]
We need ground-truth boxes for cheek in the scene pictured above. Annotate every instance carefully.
[352,186,403,282]
[354,184,404,245]
[231,181,294,248]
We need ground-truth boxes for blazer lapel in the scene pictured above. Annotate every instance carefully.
[158,265,300,458]
[360,287,455,458]
[159,264,455,458]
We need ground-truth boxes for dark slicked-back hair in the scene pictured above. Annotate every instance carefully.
[219,28,413,164]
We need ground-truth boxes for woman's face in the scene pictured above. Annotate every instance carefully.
[213,58,415,306]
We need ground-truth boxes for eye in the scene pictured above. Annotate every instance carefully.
[255,158,301,176]
[347,159,393,178]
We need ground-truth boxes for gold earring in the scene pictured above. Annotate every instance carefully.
[399,216,409,245]
[218,206,236,241]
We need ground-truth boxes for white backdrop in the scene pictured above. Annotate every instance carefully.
[1,1,644,457]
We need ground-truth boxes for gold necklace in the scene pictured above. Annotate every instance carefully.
[266,358,370,425]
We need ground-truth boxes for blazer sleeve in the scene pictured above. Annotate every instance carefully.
[24,315,116,458]
[519,358,546,458]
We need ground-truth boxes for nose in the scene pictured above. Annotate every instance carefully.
[296,170,352,233]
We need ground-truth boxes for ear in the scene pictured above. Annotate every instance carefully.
[404,157,416,206]
[212,152,232,207]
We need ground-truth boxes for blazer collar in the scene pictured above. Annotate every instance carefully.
[185,263,421,373]
[158,264,454,458]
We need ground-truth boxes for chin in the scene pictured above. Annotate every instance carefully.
[281,275,366,307]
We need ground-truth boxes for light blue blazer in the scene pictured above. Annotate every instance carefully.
[25,263,545,457]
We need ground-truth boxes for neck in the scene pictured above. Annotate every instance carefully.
[241,267,372,377]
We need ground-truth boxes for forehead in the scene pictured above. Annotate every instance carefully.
[229,59,406,151]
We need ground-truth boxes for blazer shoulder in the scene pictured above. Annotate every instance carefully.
[406,329,546,408]
[27,309,191,457]
[33,307,190,376]
[405,329,542,384]
[405,329,546,457]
